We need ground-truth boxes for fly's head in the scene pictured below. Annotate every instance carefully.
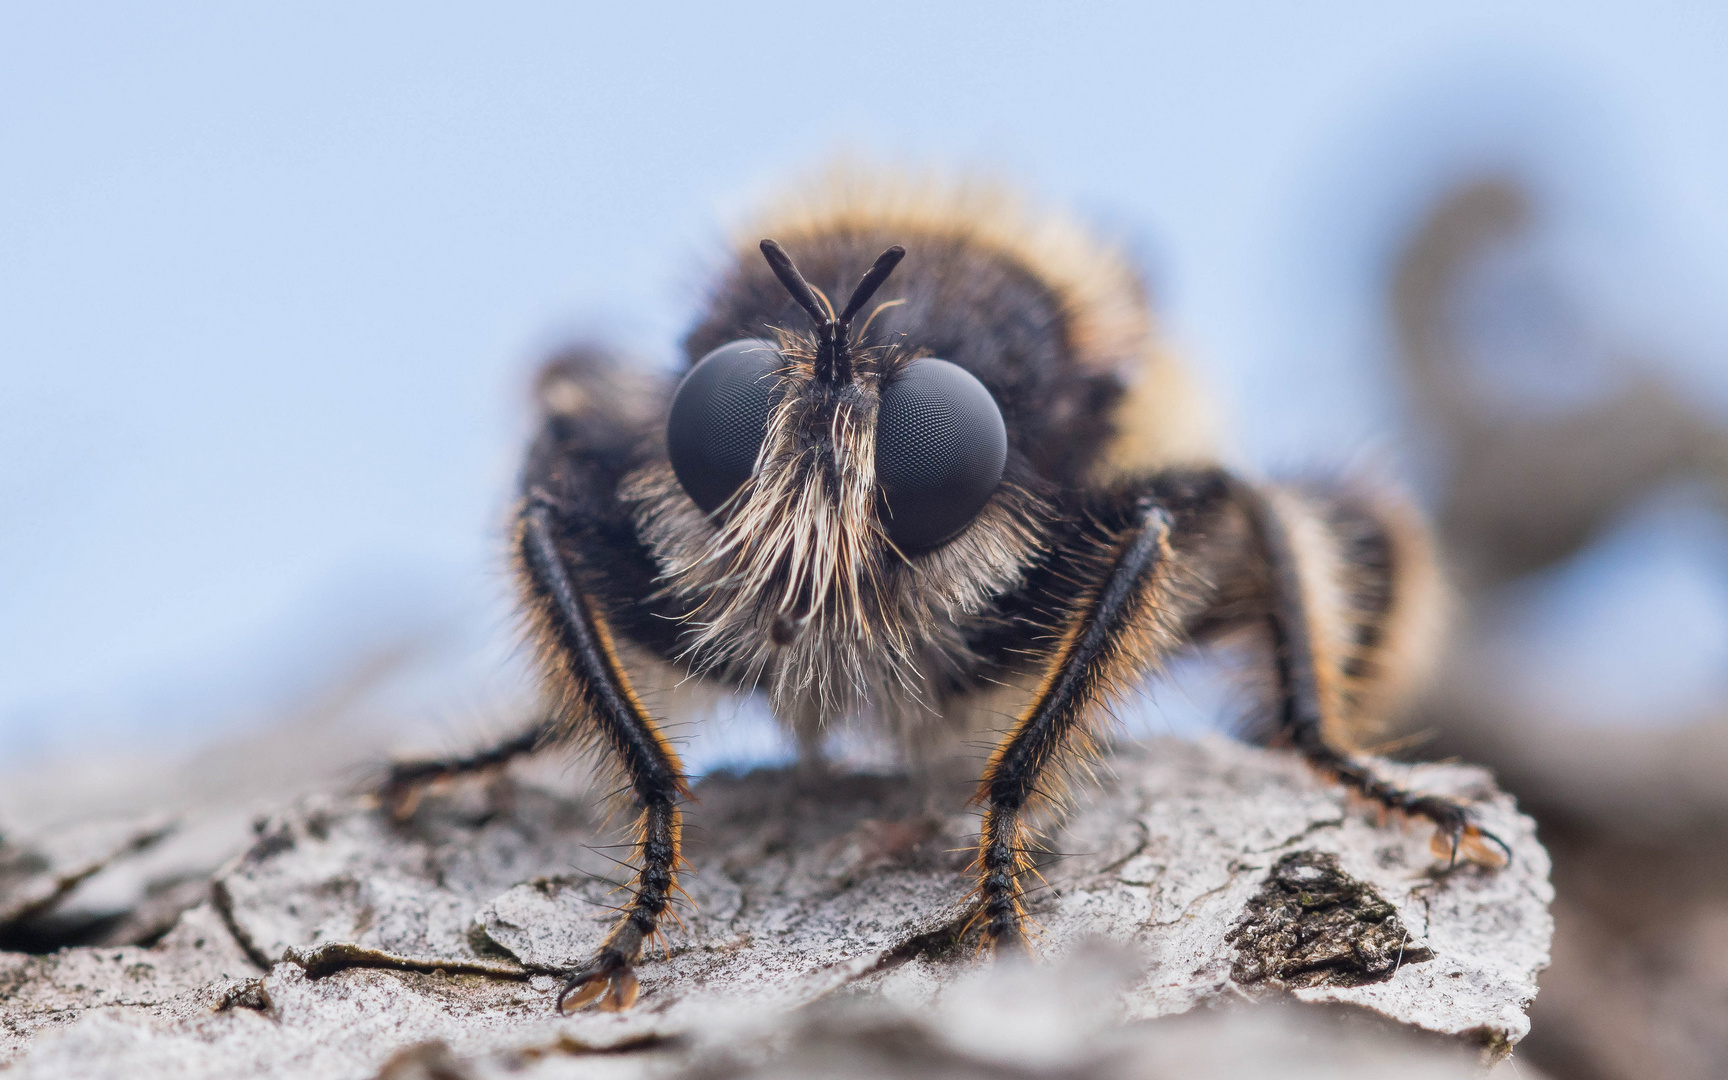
[626,239,1041,717]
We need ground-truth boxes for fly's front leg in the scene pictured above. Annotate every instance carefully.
[1234,478,1507,866]
[517,499,689,1012]
[974,477,1227,950]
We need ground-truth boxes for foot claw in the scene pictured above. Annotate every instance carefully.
[1426,815,1510,869]
[1402,793,1509,869]
[379,761,448,822]
[557,961,639,1014]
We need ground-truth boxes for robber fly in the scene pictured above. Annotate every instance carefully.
[385,167,1505,1013]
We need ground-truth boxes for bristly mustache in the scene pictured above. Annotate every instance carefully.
[656,344,915,709]
[692,364,880,621]
[622,337,1047,727]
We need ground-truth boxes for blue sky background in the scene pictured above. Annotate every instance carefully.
[5,2,1728,767]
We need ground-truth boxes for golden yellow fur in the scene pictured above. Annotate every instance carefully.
[733,162,1218,476]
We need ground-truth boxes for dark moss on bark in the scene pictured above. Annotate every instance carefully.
[1227,850,1433,988]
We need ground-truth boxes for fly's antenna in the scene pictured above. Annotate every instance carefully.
[760,239,905,386]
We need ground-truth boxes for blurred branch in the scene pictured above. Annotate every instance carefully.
[1393,178,1728,590]
[1390,175,1728,1080]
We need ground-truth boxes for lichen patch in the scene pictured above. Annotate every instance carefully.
[1226,850,1433,988]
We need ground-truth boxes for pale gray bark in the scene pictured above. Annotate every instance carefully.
[1,732,1551,1079]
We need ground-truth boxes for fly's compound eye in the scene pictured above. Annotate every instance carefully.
[667,338,784,516]
[875,358,1007,553]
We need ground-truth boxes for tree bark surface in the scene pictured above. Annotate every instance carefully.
[0,733,1552,1079]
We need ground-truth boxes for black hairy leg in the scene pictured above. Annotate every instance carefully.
[971,471,1503,951]
[973,477,1222,951]
[516,499,689,1012]
[1232,479,1509,867]
[381,720,556,820]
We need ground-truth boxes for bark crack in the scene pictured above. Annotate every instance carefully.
[210,878,275,973]
[280,941,550,982]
